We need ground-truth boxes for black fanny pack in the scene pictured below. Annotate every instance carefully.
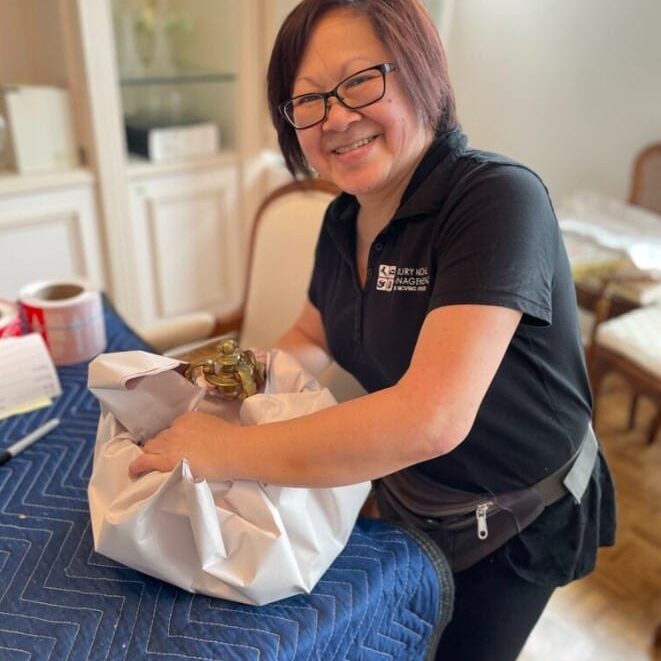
[375,426,599,572]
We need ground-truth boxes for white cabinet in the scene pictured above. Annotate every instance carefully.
[126,159,240,327]
[0,0,272,329]
[96,0,269,327]
[0,172,105,299]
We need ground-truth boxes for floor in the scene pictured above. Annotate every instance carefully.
[518,375,661,661]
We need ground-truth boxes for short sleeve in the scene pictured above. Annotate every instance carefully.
[430,163,559,325]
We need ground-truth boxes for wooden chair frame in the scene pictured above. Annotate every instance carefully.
[628,142,661,213]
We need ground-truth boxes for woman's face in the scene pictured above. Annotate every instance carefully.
[292,9,432,200]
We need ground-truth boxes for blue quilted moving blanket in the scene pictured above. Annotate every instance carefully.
[0,303,453,660]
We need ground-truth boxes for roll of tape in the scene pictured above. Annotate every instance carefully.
[19,279,107,366]
[0,299,22,339]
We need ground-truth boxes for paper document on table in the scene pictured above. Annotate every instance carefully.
[0,333,62,419]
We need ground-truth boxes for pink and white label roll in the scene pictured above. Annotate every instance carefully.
[0,299,22,338]
[19,279,106,365]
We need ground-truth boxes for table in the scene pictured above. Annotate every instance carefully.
[0,302,453,660]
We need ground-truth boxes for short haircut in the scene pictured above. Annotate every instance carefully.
[267,0,458,177]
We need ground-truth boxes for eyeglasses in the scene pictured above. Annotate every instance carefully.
[279,63,397,130]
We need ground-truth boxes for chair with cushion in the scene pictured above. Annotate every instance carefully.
[588,301,661,444]
[215,178,340,348]
[184,177,366,402]
[587,141,661,438]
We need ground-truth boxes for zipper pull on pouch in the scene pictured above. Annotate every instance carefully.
[475,501,493,540]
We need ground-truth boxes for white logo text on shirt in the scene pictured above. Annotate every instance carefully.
[376,264,430,292]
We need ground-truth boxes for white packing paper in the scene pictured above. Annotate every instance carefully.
[87,349,370,605]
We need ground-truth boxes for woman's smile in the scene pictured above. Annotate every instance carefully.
[331,134,378,156]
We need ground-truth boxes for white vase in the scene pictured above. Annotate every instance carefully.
[116,8,145,80]
[148,11,175,76]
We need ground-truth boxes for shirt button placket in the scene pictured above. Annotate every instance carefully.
[370,241,384,280]
[358,239,384,342]
[354,300,361,342]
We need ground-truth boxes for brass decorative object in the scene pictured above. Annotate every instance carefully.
[184,339,266,400]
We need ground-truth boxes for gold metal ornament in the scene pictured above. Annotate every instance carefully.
[184,339,266,400]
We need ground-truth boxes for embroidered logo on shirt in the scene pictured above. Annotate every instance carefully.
[376,265,396,291]
[376,264,430,292]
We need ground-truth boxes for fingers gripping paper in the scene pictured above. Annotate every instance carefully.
[87,350,370,605]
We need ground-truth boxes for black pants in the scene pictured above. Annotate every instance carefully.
[434,553,554,661]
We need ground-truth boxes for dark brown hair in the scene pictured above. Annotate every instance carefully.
[267,0,458,177]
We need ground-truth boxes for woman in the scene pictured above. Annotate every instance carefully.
[129,1,616,659]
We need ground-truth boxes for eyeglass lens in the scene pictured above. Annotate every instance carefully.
[287,67,386,128]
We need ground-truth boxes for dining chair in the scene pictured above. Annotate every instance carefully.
[208,177,366,402]
[588,300,661,444]
[214,178,340,347]
[588,142,661,435]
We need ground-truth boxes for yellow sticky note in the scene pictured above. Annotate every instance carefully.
[0,397,52,421]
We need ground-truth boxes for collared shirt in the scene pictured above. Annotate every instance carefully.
[309,129,615,583]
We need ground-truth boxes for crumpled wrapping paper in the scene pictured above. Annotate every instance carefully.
[87,349,370,605]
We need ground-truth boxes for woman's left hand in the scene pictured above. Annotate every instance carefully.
[128,411,235,480]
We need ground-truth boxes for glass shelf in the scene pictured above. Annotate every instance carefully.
[111,0,239,154]
[120,71,236,87]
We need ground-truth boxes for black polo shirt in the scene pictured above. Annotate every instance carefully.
[309,130,615,584]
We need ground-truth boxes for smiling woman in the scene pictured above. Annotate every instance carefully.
[271,11,429,203]
[131,2,616,660]
[268,0,457,180]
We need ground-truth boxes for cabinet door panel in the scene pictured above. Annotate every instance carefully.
[148,188,231,316]
[0,186,104,299]
[129,166,240,324]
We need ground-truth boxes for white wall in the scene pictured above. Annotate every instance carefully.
[443,0,661,204]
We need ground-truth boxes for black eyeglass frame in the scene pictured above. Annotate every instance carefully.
[279,63,398,130]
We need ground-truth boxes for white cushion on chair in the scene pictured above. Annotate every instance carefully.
[595,305,661,378]
[240,190,334,350]
[239,185,366,402]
